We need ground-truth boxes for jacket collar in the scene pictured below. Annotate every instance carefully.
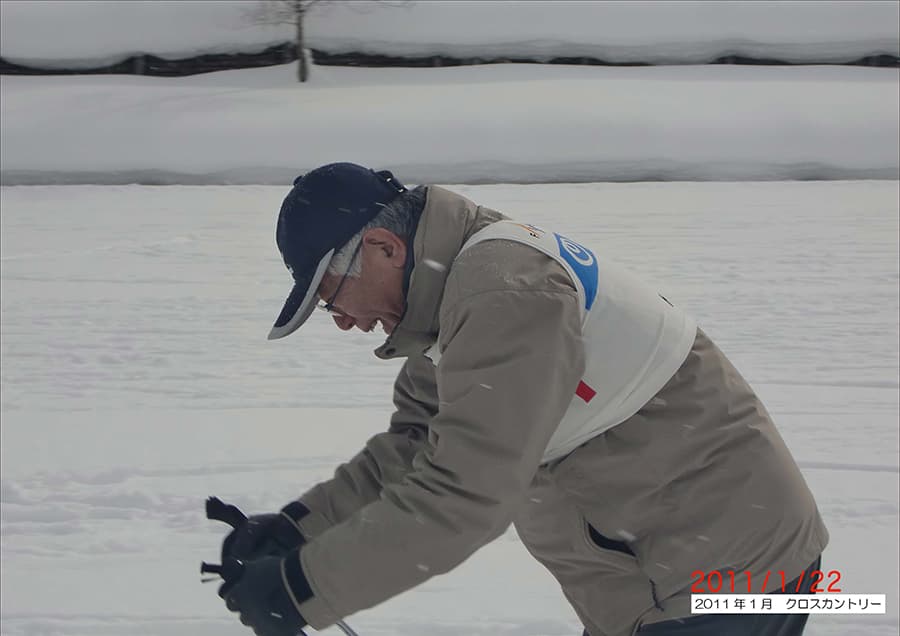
[374,186,505,359]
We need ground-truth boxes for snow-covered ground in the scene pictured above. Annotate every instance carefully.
[2,63,898,185]
[1,181,898,636]
[1,0,897,67]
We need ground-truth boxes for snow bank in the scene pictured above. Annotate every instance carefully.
[305,0,900,63]
[1,0,897,68]
[1,63,897,185]
[0,0,290,68]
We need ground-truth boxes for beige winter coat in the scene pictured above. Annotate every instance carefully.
[288,186,828,636]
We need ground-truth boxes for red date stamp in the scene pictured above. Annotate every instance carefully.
[690,569,842,593]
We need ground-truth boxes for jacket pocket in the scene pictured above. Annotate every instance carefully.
[585,521,636,557]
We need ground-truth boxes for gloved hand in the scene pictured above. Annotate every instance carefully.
[221,511,305,561]
[218,553,309,636]
[208,497,308,562]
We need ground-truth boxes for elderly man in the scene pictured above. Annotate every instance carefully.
[214,162,828,636]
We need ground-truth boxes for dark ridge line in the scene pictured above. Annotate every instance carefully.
[1,46,897,77]
[797,460,900,474]
[313,50,900,69]
[3,168,898,187]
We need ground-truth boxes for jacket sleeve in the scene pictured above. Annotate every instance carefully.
[293,244,586,628]
[292,354,438,539]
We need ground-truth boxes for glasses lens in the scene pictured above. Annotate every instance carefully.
[318,241,361,318]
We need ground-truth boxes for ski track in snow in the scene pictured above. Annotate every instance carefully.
[1,182,898,636]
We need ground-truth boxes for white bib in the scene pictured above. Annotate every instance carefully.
[454,221,697,463]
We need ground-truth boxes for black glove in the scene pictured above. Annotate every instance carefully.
[221,511,305,562]
[218,552,311,636]
[209,497,308,562]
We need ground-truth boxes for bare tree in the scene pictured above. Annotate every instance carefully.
[248,0,317,82]
[249,0,413,83]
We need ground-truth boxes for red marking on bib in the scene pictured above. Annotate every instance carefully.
[576,381,596,403]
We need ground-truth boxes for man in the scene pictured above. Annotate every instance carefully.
[214,162,828,636]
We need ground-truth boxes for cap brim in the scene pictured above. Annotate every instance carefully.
[267,248,334,340]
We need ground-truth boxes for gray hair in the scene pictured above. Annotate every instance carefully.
[328,185,427,277]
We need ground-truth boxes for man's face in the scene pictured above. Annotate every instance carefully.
[316,228,408,334]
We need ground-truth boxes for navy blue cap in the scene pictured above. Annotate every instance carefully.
[268,162,406,340]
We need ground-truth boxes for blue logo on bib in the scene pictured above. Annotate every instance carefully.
[554,233,598,310]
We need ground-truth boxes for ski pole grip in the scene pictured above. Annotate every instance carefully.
[201,561,224,576]
[206,496,248,529]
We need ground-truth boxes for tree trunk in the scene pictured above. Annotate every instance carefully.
[296,7,308,82]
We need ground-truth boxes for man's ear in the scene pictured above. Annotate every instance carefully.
[363,228,407,266]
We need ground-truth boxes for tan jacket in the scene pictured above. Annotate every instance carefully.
[290,186,828,636]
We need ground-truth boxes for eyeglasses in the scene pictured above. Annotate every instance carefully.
[317,240,363,315]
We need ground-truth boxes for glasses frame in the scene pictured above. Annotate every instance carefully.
[317,240,363,315]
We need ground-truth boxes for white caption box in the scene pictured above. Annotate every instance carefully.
[692,594,886,614]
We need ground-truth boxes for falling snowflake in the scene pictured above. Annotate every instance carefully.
[423,259,447,272]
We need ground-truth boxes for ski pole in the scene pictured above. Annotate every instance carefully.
[334,619,360,636]
[201,560,360,635]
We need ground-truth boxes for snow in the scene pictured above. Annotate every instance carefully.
[1,3,899,633]
[2,63,898,185]
[0,0,292,68]
[303,1,900,62]
[1,1,897,67]
[1,181,898,635]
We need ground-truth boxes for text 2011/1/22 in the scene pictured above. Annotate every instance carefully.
[690,570,842,593]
